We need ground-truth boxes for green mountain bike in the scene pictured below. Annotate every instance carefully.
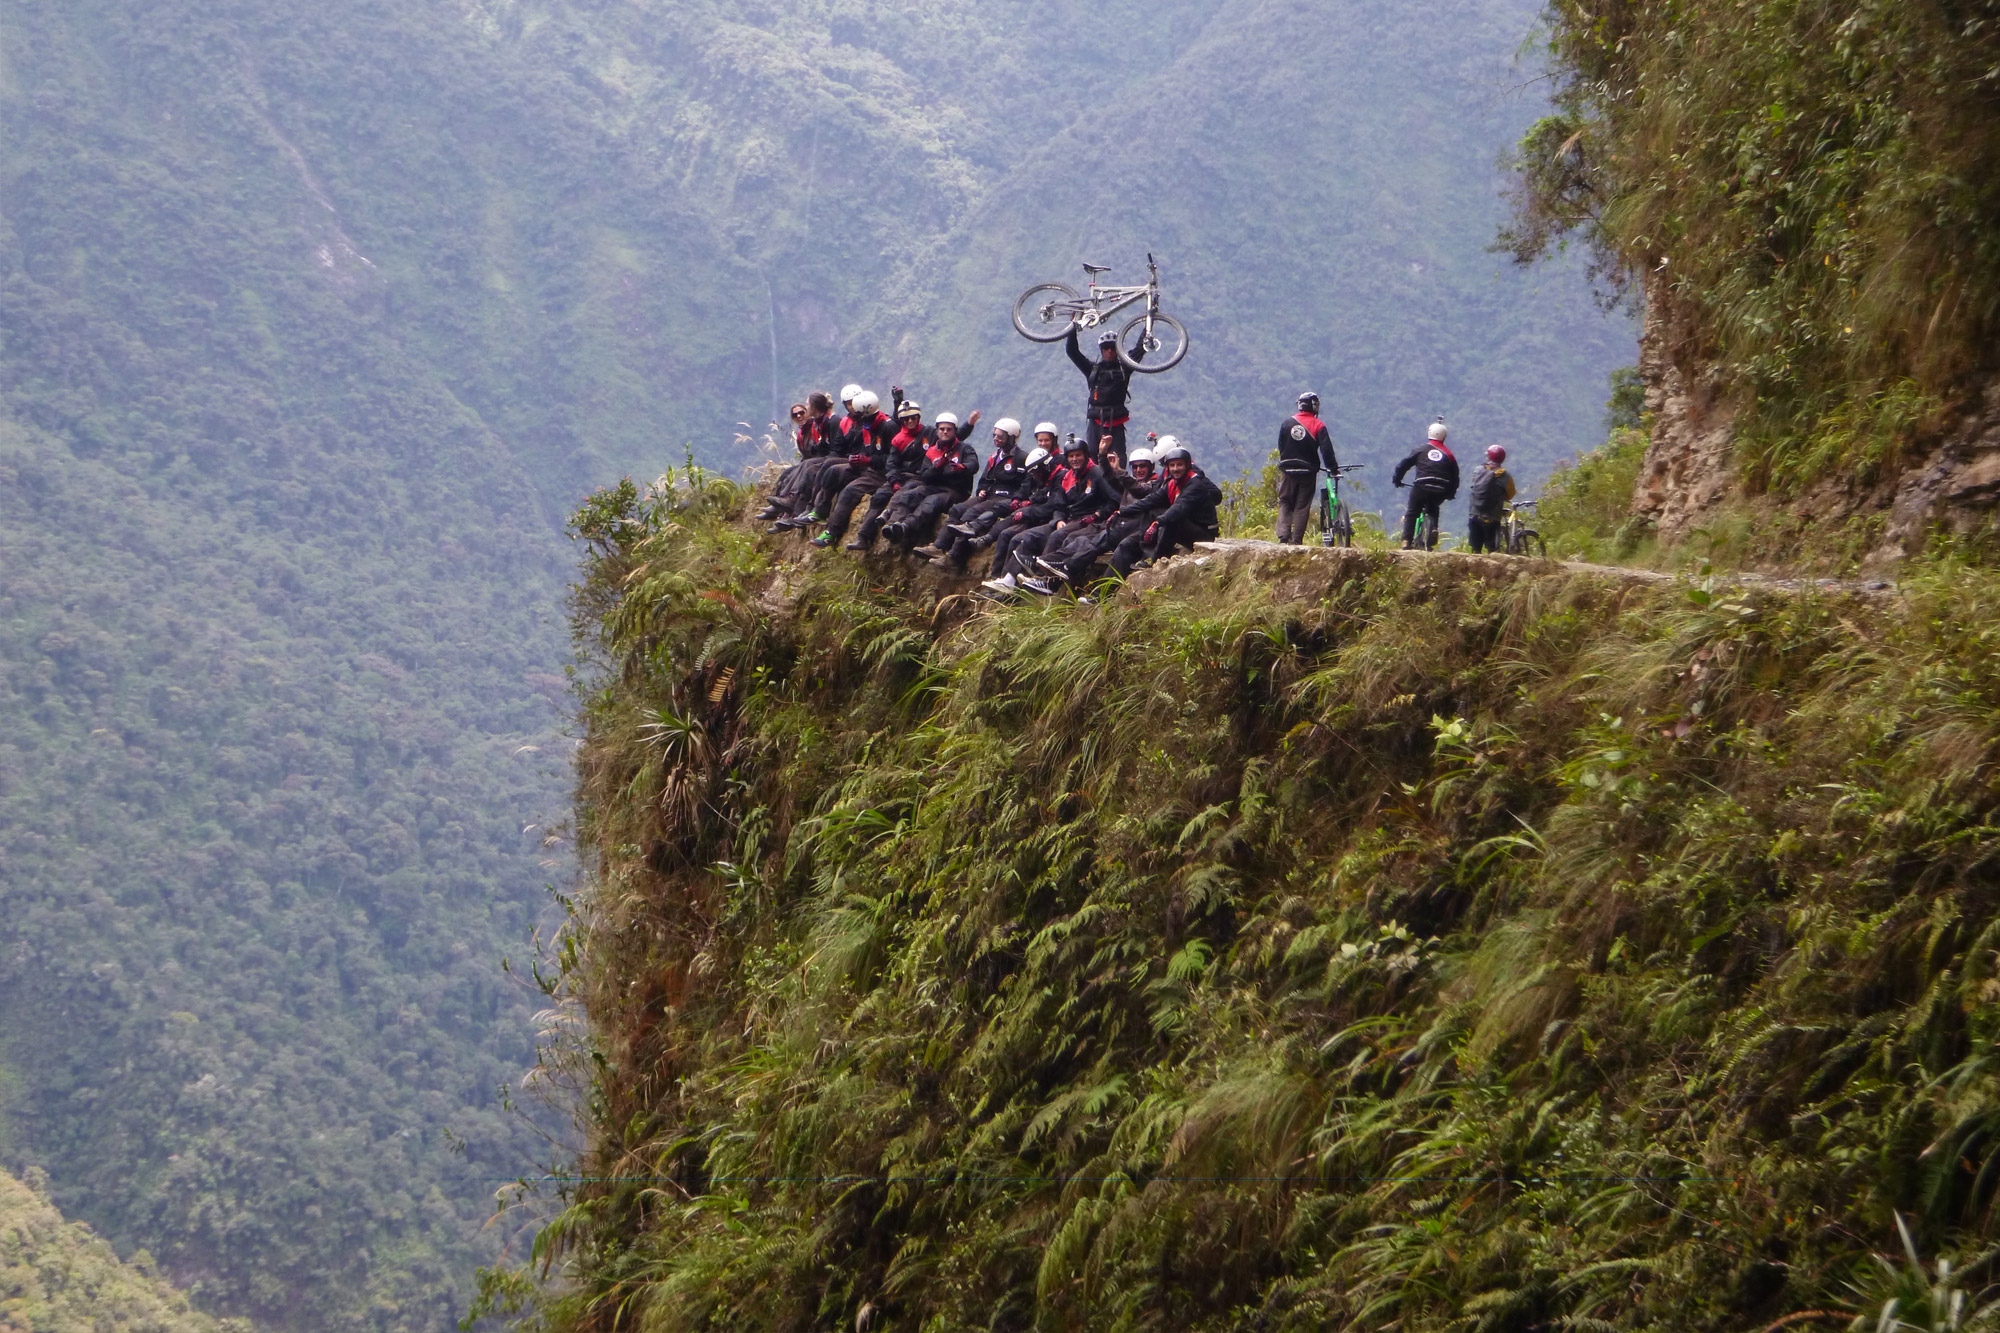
[1317,464,1364,548]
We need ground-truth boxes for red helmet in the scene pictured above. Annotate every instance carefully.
[1486,445,1507,463]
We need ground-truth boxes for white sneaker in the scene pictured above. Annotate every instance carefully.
[981,574,1017,592]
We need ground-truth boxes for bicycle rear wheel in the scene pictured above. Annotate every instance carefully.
[1117,310,1189,372]
[1013,283,1081,342]
[1510,527,1547,558]
[1330,502,1353,549]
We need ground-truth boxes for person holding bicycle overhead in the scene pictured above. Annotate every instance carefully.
[1275,391,1339,544]
[1065,326,1146,461]
[1392,419,1459,550]
[1465,445,1517,554]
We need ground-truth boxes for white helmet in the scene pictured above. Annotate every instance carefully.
[994,417,1022,438]
[1024,447,1051,468]
[1155,438,1191,465]
[1034,421,1060,438]
[852,390,880,414]
[1428,419,1449,442]
[1154,434,1181,453]
[935,412,959,428]
[841,383,863,405]
[1128,447,1155,466]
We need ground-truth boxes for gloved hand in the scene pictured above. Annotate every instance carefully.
[850,454,871,468]
[1394,480,1406,489]
[1145,522,1159,543]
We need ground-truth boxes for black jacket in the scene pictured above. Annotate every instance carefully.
[1156,467,1222,531]
[918,438,980,497]
[1277,412,1338,475]
[1066,328,1146,424]
[978,449,1032,498]
[1392,441,1461,498]
[882,426,931,481]
[833,411,896,466]
[796,415,837,458]
[1112,475,1167,521]
[1049,461,1121,522]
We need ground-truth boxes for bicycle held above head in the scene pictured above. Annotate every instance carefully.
[1012,253,1191,373]
[1318,464,1364,548]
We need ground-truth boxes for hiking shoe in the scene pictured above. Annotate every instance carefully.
[912,545,944,561]
[811,533,834,548]
[755,504,783,520]
[947,523,977,537]
[844,539,870,552]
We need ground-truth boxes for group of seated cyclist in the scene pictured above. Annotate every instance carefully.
[758,384,1224,598]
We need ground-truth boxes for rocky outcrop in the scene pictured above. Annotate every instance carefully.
[1628,278,1738,543]
[1878,379,2000,557]
[1627,276,2000,560]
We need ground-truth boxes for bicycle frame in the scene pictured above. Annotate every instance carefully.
[1065,256,1161,331]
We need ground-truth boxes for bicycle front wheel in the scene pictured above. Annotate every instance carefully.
[1013,283,1081,342]
[1510,528,1547,558]
[1331,502,1354,549]
[1118,311,1189,372]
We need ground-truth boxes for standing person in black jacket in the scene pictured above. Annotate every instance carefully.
[1275,391,1339,544]
[1464,445,1517,553]
[1065,327,1146,461]
[1391,419,1459,550]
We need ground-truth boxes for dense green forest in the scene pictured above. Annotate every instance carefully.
[532,469,2000,1331]
[0,1167,246,1333]
[0,0,1627,1326]
[1508,0,2000,492]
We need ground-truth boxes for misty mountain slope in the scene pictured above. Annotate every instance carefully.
[485,0,1630,486]
[0,0,1625,1328]
[1,0,597,1325]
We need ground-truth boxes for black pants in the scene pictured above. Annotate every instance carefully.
[1468,515,1502,553]
[1002,521,1066,577]
[810,462,864,516]
[1401,489,1445,549]
[986,516,1042,577]
[826,471,889,541]
[1054,517,1146,583]
[1111,516,1218,574]
[1276,470,1318,544]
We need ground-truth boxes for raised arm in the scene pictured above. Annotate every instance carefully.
[1065,327,1091,376]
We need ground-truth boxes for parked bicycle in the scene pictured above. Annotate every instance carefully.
[1503,500,1547,557]
[1317,464,1364,548]
[1012,254,1191,373]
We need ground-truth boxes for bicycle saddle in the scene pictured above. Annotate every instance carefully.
[1081,262,1112,275]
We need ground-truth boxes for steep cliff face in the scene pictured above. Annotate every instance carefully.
[523,474,2000,1332]
[1629,286,2000,561]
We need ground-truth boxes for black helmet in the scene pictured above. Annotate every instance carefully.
[1155,441,1191,466]
[1297,391,1320,412]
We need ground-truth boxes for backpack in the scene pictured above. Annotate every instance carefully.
[1467,465,1507,518]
